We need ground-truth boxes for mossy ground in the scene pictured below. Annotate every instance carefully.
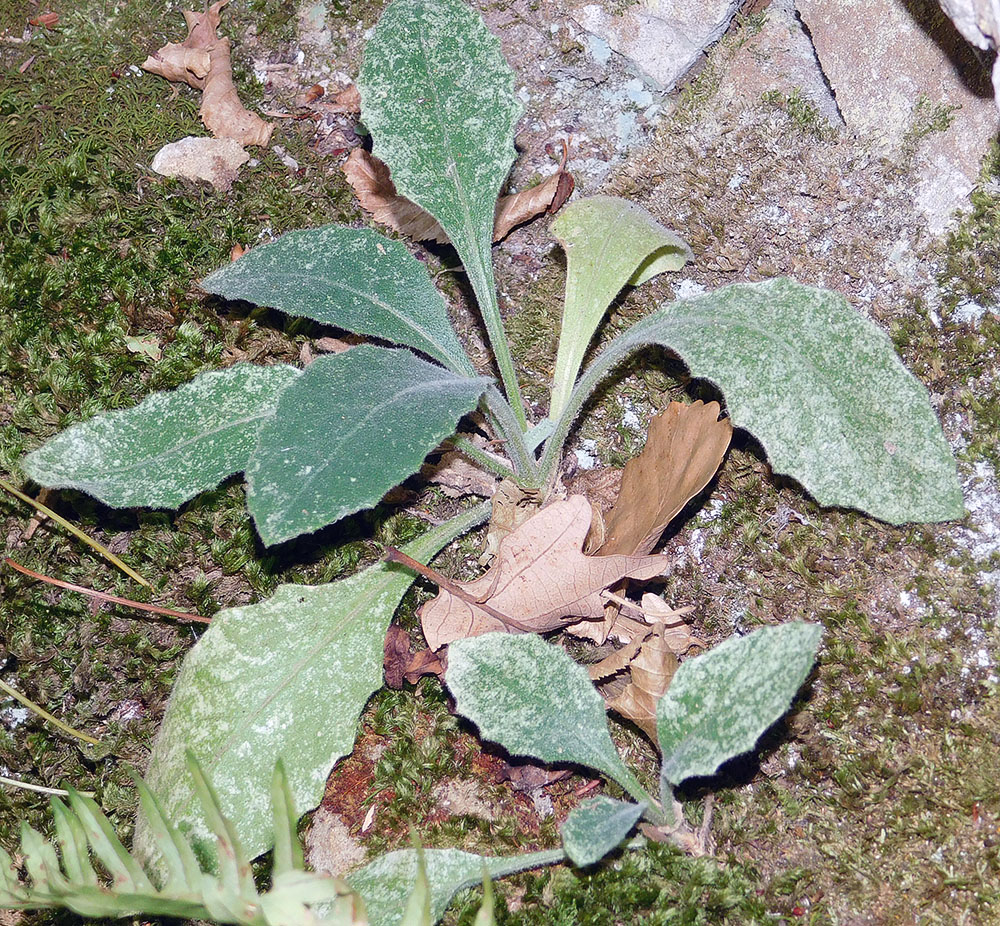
[2,2,1000,926]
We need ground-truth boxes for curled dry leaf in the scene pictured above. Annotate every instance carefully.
[343,147,574,245]
[141,0,273,148]
[480,478,542,564]
[568,401,731,644]
[421,450,498,499]
[599,401,732,558]
[606,622,679,743]
[419,495,668,650]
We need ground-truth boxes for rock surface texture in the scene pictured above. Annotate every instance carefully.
[566,0,741,90]
[797,0,999,232]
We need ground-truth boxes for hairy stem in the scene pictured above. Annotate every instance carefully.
[451,435,516,481]
[466,255,528,432]
[484,386,538,482]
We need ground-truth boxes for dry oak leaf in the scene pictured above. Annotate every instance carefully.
[141,0,273,147]
[343,148,573,245]
[419,495,669,651]
[598,400,732,557]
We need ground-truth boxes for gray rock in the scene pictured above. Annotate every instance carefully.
[567,0,742,90]
[938,0,1000,109]
[717,0,843,127]
[798,0,999,233]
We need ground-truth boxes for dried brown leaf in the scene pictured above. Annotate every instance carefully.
[492,167,575,240]
[342,149,450,243]
[141,0,272,147]
[607,622,678,742]
[479,478,541,564]
[313,83,362,113]
[598,401,732,557]
[383,624,411,690]
[419,496,668,650]
[421,451,497,499]
[343,148,573,245]
[200,38,273,146]
[403,647,447,684]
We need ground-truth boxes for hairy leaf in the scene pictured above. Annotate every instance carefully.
[657,623,822,787]
[549,196,691,418]
[566,278,963,524]
[358,0,520,287]
[201,225,475,376]
[560,797,644,868]
[446,633,646,798]
[349,847,562,926]
[247,346,490,545]
[22,364,300,510]
[358,0,525,417]
[135,504,489,869]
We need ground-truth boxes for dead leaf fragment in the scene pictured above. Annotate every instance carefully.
[141,0,272,147]
[480,478,541,564]
[383,624,411,690]
[29,12,58,28]
[598,401,732,557]
[419,496,668,650]
[421,450,497,499]
[342,149,449,243]
[150,135,249,191]
[607,622,678,743]
[343,148,574,245]
[314,83,362,114]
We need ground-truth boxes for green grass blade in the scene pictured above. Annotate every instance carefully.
[65,789,153,893]
[269,761,303,878]
[49,797,99,887]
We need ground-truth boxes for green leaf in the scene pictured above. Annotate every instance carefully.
[358,0,527,425]
[348,847,563,926]
[446,634,648,801]
[22,363,300,509]
[657,623,822,787]
[553,278,963,524]
[134,504,489,870]
[247,345,490,545]
[559,797,644,868]
[201,226,474,376]
[549,196,691,418]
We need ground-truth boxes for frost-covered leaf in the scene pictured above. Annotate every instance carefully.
[549,196,691,418]
[358,0,520,291]
[348,847,561,926]
[22,364,300,509]
[135,506,488,869]
[657,623,822,787]
[247,346,489,545]
[578,278,963,524]
[201,225,474,376]
[446,633,644,797]
[559,797,644,867]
